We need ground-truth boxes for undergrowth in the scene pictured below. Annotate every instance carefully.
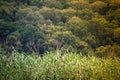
[0,51,120,80]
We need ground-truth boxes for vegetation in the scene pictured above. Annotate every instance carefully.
[0,0,120,57]
[0,0,120,79]
[0,51,120,80]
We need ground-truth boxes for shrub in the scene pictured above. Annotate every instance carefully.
[0,51,120,80]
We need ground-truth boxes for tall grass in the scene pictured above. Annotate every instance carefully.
[0,51,120,80]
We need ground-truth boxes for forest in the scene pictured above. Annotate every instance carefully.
[0,0,120,80]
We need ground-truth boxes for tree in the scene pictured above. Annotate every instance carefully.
[18,25,44,55]
[95,45,120,58]
[107,9,120,26]
[68,0,90,16]
[0,21,18,47]
[0,1,16,21]
[110,20,119,28]
[90,1,107,15]
[88,17,113,46]
[108,0,120,10]
[52,31,84,50]
[87,0,109,3]
[60,8,76,23]
[5,31,21,56]
[69,0,89,10]
[39,24,87,51]
[77,8,94,20]
[66,16,88,40]
[66,16,96,48]
[39,7,61,25]
[30,0,63,8]
[113,28,120,44]
[7,0,31,5]
[16,7,45,26]
[58,0,69,8]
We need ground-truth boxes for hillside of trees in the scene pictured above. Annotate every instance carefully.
[0,0,120,80]
[0,0,120,58]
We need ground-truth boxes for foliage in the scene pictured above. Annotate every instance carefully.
[90,1,107,15]
[0,0,120,57]
[69,0,90,10]
[16,6,45,25]
[95,45,120,58]
[39,7,61,25]
[88,17,113,46]
[0,1,120,79]
[0,51,120,80]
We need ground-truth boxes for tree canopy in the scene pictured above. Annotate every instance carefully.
[0,0,120,57]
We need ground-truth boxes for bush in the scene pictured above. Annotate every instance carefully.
[0,51,120,80]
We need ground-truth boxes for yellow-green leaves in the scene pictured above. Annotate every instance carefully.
[0,52,120,80]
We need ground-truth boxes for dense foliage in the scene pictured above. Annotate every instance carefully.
[0,0,120,79]
[0,0,120,57]
[0,51,120,80]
